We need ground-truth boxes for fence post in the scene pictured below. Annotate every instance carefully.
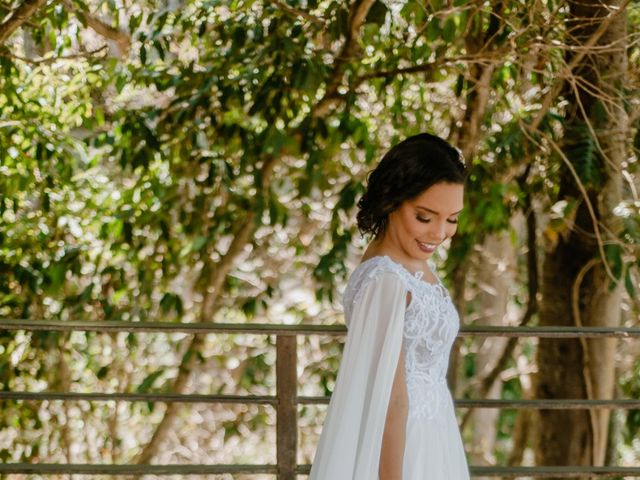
[276,334,297,479]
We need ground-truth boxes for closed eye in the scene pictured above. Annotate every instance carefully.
[416,216,458,224]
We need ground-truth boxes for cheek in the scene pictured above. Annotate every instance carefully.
[396,210,419,234]
[406,218,427,236]
[446,223,459,236]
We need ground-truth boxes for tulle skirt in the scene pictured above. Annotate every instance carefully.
[402,386,470,480]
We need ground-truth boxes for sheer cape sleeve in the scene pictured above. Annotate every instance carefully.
[309,270,408,480]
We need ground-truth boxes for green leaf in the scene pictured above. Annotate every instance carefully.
[115,73,127,93]
[232,26,246,48]
[160,293,183,314]
[129,13,142,32]
[136,370,164,393]
[366,0,388,26]
[192,235,207,251]
[46,263,66,292]
[153,40,165,61]
[624,267,636,297]
[426,18,441,42]
[564,122,602,187]
[242,298,257,317]
[97,366,109,379]
[443,17,457,42]
[604,243,623,282]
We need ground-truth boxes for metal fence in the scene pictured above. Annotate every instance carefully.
[1,318,639,478]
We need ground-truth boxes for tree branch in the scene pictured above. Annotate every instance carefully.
[0,0,47,45]
[134,156,277,465]
[528,0,631,132]
[357,58,445,82]
[271,0,324,27]
[571,257,600,464]
[1,45,107,64]
[312,0,376,118]
[61,0,130,58]
[522,124,619,284]
[313,3,504,115]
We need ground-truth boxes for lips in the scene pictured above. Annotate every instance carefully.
[417,240,437,253]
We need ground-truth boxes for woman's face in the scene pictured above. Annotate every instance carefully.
[384,182,464,261]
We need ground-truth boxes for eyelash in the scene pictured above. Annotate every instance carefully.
[416,216,458,224]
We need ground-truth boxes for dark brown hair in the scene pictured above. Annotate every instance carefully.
[356,133,467,238]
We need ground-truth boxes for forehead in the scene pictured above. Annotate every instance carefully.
[407,183,464,212]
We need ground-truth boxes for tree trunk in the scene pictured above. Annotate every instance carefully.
[534,0,628,474]
[508,350,537,467]
[470,232,515,475]
[447,1,502,396]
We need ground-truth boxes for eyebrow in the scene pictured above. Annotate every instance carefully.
[416,206,463,216]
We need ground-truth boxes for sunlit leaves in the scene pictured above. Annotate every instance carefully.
[0,0,638,468]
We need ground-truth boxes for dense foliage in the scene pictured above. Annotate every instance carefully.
[0,0,638,472]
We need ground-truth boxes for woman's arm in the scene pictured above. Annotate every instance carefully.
[379,343,408,480]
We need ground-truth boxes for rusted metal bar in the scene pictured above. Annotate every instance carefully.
[1,319,639,338]
[466,466,640,478]
[1,391,637,410]
[2,392,640,409]
[276,335,297,480]
[0,464,638,477]
[0,319,346,335]
[301,464,640,478]
[298,396,640,409]
[0,464,278,474]
[0,392,277,404]
[461,325,640,338]
[456,399,640,409]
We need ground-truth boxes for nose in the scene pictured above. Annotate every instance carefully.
[430,220,447,242]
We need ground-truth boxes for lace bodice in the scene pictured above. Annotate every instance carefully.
[342,255,460,419]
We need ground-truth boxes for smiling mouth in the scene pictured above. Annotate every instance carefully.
[417,240,437,252]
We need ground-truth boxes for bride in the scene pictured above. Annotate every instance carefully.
[309,133,470,479]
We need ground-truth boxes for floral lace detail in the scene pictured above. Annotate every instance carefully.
[342,255,460,420]
[342,256,403,323]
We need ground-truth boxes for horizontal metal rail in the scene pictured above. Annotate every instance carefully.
[302,397,640,409]
[0,464,277,475]
[0,392,278,404]
[1,319,639,337]
[3,318,638,478]
[1,391,639,409]
[0,464,638,477]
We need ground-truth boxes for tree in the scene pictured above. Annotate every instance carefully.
[0,0,638,471]
[535,0,633,473]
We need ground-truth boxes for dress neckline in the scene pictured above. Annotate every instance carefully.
[357,255,442,288]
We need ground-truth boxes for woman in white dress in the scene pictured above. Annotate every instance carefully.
[309,133,470,480]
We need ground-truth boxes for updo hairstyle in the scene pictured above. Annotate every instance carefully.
[356,133,467,238]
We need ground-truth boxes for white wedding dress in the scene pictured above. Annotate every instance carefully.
[309,255,470,479]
